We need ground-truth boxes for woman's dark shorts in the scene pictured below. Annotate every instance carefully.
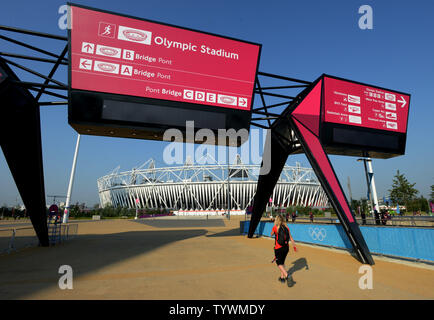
[274,246,289,265]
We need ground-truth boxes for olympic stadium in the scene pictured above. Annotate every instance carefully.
[97,155,329,213]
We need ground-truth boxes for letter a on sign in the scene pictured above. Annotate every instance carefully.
[121,65,133,76]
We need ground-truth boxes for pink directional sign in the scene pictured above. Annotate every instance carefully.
[288,74,410,158]
[323,76,410,133]
[69,5,261,111]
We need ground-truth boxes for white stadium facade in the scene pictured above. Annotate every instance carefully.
[97,156,329,215]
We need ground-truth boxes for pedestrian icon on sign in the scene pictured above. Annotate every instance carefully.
[98,22,116,38]
[102,26,111,36]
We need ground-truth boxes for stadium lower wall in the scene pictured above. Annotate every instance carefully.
[240,221,434,263]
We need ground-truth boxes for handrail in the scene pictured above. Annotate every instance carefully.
[0,223,78,254]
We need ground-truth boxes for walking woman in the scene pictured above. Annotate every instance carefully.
[271,214,297,283]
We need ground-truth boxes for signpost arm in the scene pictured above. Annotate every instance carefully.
[366,159,379,213]
[227,148,230,220]
[248,130,290,237]
[360,158,375,219]
[291,118,374,265]
[63,134,81,223]
[0,58,49,246]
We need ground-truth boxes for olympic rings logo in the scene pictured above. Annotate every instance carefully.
[308,227,327,241]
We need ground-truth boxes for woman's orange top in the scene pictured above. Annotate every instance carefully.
[271,224,290,250]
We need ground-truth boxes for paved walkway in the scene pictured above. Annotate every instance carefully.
[0,217,433,299]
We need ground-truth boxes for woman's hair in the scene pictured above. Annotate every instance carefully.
[274,214,286,227]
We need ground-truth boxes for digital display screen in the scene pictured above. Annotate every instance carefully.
[323,76,410,133]
[69,4,261,111]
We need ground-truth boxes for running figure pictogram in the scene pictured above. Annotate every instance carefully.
[101,25,112,36]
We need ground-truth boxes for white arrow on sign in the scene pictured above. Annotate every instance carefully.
[398,96,407,108]
[79,58,92,70]
[81,42,95,54]
[238,97,247,107]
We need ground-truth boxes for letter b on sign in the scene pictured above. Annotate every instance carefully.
[358,5,373,30]
[123,49,134,61]
[358,265,373,290]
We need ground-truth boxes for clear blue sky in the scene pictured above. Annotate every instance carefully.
[0,0,433,207]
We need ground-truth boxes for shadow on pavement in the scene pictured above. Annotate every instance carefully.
[0,228,207,299]
[206,228,240,237]
[134,219,225,228]
[286,257,309,287]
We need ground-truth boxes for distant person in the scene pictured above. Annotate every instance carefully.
[397,205,402,216]
[246,206,253,215]
[386,210,392,225]
[291,211,297,223]
[270,215,297,284]
[381,210,387,225]
[309,211,314,223]
[361,210,366,225]
[285,212,289,223]
[374,209,381,225]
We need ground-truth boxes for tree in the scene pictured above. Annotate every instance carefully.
[420,196,429,213]
[406,196,429,213]
[351,199,361,211]
[430,185,434,202]
[69,204,81,218]
[389,170,418,208]
[360,198,369,214]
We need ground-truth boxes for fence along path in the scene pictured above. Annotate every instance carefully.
[0,223,78,254]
